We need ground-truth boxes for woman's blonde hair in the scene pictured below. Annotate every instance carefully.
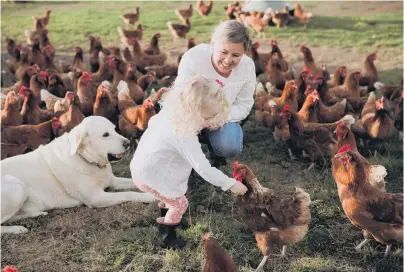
[161,75,230,137]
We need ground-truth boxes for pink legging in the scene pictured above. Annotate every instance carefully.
[133,179,188,225]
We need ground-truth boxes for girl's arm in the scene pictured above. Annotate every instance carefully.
[176,136,236,191]
[228,65,256,122]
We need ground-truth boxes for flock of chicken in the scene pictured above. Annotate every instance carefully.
[1,2,403,272]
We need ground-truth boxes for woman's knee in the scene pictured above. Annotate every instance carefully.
[208,122,243,157]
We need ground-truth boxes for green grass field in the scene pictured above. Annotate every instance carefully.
[1,1,403,272]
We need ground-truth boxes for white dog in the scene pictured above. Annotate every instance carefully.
[1,116,155,234]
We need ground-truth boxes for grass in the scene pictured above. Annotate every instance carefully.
[1,1,403,51]
[1,1,403,272]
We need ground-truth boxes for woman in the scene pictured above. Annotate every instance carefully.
[175,20,256,166]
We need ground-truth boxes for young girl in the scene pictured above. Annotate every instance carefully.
[130,76,248,249]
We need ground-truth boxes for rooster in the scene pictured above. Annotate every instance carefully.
[331,145,402,256]
[233,161,311,272]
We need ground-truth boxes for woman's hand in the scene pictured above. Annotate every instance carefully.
[230,182,248,195]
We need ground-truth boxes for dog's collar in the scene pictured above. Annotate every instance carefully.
[76,149,109,169]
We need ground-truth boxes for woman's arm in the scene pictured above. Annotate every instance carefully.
[228,67,256,122]
[176,136,237,191]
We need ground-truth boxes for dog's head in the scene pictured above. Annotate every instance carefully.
[68,116,130,166]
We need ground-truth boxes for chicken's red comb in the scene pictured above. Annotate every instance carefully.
[371,52,377,56]
[355,69,361,73]
[253,41,260,48]
[204,232,210,240]
[282,105,290,113]
[19,85,28,93]
[337,122,345,128]
[303,67,310,74]
[271,40,277,45]
[305,86,312,92]
[39,71,47,77]
[3,265,19,272]
[337,144,352,154]
[82,72,90,77]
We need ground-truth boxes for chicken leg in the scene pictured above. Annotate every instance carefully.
[384,244,392,257]
[281,245,288,258]
[355,238,371,251]
[254,255,268,272]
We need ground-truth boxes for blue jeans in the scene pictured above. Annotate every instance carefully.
[200,122,243,158]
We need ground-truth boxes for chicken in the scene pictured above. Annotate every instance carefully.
[2,64,40,96]
[76,72,93,116]
[393,92,403,140]
[331,145,403,256]
[15,47,31,82]
[175,4,193,23]
[270,10,290,28]
[270,40,288,72]
[375,81,403,101]
[327,65,347,89]
[93,82,116,122]
[167,19,191,39]
[298,89,319,122]
[88,35,103,73]
[233,161,311,271]
[144,33,162,55]
[41,89,64,111]
[132,40,167,73]
[144,59,178,79]
[117,80,137,112]
[241,13,269,38]
[271,80,298,111]
[91,50,113,87]
[359,52,379,89]
[20,86,53,125]
[124,63,146,104]
[123,47,134,63]
[117,24,143,47]
[29,71,48,102]
[293,3,313,24]
[71,46,85,72]
[39,29,55,61]
[299,45,322,78]
[202,233,236,272]
[55,92,85,137]
[306,87,348,123]
[32,10,51,29]
[118,98,156,140]
[41,44,58,71]
[266,54,293,91]
[31,39,47,69]
[118,88,166,140]
[334,121,358,152]
[327,70,362,100]
[295,68,309,109]
[121,7,140,25]
[137,72,156,93]
[247,41,267,76]
[47,72,67,98]
[196,0,213,17]
[109,57,127,107]
[352,93,394,141]
[1,117,60,159]
[5,38,22,60]
[1,92,23,126]
[282,105,355,170]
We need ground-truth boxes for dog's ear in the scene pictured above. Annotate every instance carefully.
[68,122,88,156]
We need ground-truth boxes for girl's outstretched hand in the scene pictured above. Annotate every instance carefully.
[230,182,248,195]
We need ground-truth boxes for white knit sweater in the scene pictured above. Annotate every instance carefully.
[130,111,237,198]
[175,43,256,122]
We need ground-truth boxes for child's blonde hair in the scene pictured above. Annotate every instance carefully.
[162,75,230,137]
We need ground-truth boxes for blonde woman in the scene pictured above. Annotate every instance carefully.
[175,20,256,166]
[130,76,248,249]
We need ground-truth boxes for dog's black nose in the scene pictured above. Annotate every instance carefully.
[123,139,130,149]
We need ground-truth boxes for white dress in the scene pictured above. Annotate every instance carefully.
[130,110,237,198]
